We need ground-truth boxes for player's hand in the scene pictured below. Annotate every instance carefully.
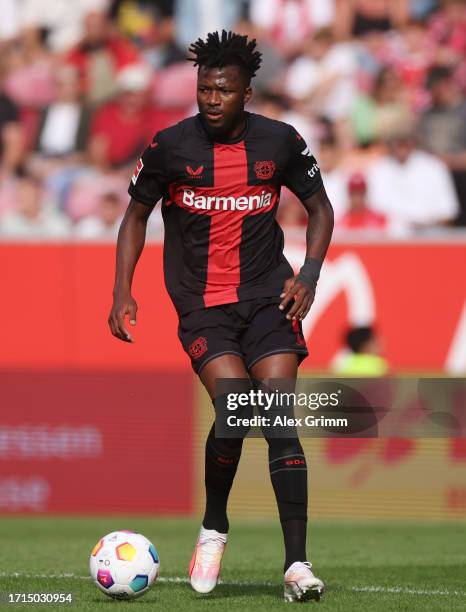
[279,276,314,321]
[108,292,138,343]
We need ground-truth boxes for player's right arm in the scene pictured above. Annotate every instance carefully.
[108,132,167,342]
[108,199,153,343]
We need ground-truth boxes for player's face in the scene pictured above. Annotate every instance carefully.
[197,65,252,137]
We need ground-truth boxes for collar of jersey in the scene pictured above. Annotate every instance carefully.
[196,112,250,145]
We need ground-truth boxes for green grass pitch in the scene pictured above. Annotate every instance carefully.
[0,517,465,611]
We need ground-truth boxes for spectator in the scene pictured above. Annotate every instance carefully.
[174,0,246,50]
[335,0,408,39]
[65,170,128,221]
[249,0,336,57]
[35,65,91,159]
[74,191,124,239]
[16,0,92,53]
[409,0,439,20]
[0,70,23,180]
[351,67,414,145]
[65,5,141,105]
[368,128,460,229]
[428,0,466,70]
[419,65,466,223]
[318,135,348,222]
[0,170,70,238]
[0,0,465,238]
[337,172,387,230]
[111,0,184,69]
[0,0,20,41]
[285,28,358,122]
[141,17,185,70]
[334,325,389,376]
[233,19,286,94]
[88,63,155,170]
[2,26,56,109]
[393,20,434,112]
[253,91,317,149]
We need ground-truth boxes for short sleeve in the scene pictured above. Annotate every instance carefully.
[283,126,323,200]
[128,134,167,206]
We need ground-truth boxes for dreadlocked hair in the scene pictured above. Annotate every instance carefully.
[188,30,262,82]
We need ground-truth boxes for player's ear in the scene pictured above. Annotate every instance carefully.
[243,86,252,105]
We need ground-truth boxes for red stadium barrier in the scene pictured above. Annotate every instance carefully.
[1,241,465,371]
[1,241,465,515]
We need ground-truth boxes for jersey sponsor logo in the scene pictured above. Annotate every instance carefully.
[182,189,273,211]
[186,165,204,179]
[307,162,320,178]
[254,160,276,180]
[188,336,208,359]
[131,158,144,185]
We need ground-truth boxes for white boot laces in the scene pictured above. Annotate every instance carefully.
[197,536,224,568]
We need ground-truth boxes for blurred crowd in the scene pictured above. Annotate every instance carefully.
[0,0,465,240]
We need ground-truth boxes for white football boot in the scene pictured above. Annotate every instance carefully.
[189,526,227,594]
[284,561,325,602]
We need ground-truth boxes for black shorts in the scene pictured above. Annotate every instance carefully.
[178,297,308,375]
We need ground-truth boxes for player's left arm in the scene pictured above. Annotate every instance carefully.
[280,186,334,320]
[279,126,334,320]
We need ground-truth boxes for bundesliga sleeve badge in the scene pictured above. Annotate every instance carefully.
[131,159,144,185]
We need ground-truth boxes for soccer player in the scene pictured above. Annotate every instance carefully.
[108,31,334,602]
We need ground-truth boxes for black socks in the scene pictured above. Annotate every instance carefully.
[267,438,308,571]
[203,424,243,533]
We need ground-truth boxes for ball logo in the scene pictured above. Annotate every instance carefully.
[131,159,144,185]
[189,336,208,359]
[254,160,276,180]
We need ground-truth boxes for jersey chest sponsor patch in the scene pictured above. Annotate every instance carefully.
[179,188,276,212]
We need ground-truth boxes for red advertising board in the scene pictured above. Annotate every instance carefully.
[1,241,465,372]
[0,371,194,513]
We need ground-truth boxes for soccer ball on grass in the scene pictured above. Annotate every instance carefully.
[89,530,159,599]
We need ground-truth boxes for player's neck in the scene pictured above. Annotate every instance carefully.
[225,113,247,140]
[200,112,249,143]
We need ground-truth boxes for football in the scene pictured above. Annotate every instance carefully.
[89,531,159,599]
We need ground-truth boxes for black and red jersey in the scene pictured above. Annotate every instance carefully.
[128,112,323,316]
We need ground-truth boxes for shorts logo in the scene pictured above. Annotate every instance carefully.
[189,336,208,359]
[254,160,276,180]
[187,165,204,179]
[131,158,144,185]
